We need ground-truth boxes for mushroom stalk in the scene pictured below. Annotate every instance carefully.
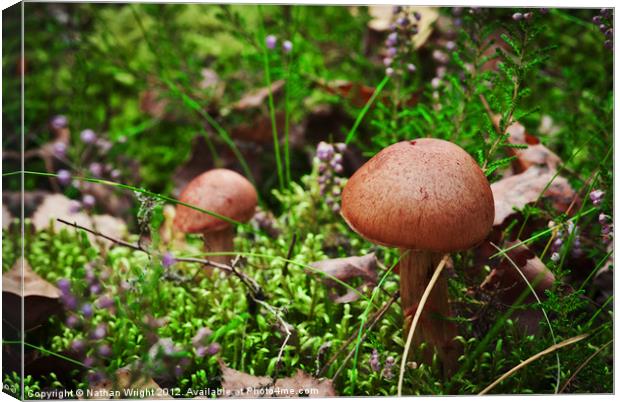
[399,249,460,377]
[203,226,234,266]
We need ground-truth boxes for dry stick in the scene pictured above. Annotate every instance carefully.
[478,333,590,395]
[397,255,449,397]
[558,339,613,393]
[330,291,400,380]
[324,290,400,380]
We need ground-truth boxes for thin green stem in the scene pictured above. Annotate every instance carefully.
[3,340,86,368]
[345,75,390,144]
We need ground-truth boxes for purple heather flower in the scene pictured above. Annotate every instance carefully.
[89,162,103,178]
[66,315,79,328]
[316,141,334,162]
[431,77,441,89]
[590,189,605,206]
[432,50,449,64]
[445,41,456,51]
[413,11,421,21]
[89,283,102,295]
[50,115,68,130]
[334,143,346,153]
[512,12,523,21]
[386,32,398,47]
[524,12,533,21]
[97,344,112,358]
[80,129,97,144]
[53,142,67,158]
[386,47,397,57]
[605,28,613,38]
[383,57,393,67]
[392,6,402,15]
[599,24,608,33]
[192,327,213,348]
[71,339,86,353]
[82,194,96,209]
[206,342,221,355]
[385,67,394,76]
[382,356,395,379]
[593,15,602,24]
[266,35,277,49]
[62,294,78,310]
[81,303,93,318]
[195,346,208,358]
[407,63,417,73]
[57,169,72,186]
[397,16,410,27]
[161,252,176,268]
[599,213,609,224]
[110,169,121,180]
[91,324,107,340]
[370,349,381,372]
[97,296,114,309]
[282,40,293,53]
[83,357,96,368]
[57,278,71,294]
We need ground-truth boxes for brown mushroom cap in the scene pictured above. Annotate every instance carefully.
[174,169,258,233]
[341,138,494,252]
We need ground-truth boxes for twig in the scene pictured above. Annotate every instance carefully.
[478,333,589,395]
[397,255,449,396]
[329,290,400,380]
[558,339,612,393]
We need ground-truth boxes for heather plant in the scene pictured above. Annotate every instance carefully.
[2,4,613,398]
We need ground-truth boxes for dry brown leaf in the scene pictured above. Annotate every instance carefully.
[273,370,336,397]
[480,242,555,334]
[310,253,378,303]
[3,258,62,330]
[219,360,272,398]
[88,366,164,399]
[494,115,562,173]
[232,111,286,143]
[232,80,285,111]
[31,194,127,247]
[367,6,438,49]
[219,361,336,398]
[491,167,575,226]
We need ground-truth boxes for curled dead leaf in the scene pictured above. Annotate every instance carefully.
[310,253,378,303]
[232,80,285,111]
[3,258,62,330]
[219,361,336,398]
[491,167,576,226]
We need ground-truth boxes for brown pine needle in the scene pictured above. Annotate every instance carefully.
[478,333,590,395]
[397,255,449,397]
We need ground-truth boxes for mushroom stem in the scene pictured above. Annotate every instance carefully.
[399,249,460,377]
[202,226,235,266]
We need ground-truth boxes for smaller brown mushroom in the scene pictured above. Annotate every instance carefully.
[174,169,258,265]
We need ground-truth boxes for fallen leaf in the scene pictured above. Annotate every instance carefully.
[219,361,336,398]
[31,193,127,248]
[481,242,555,304]
[480,242,555,334]
[3,258,62,330]
[491,166,576,226]
[494,115,561,173]
[219,360,272,398]
[88,366,164,399]
[310,253,378,303]
[232,111,286,143]
[232,80,285,111]
[274,370,336,397]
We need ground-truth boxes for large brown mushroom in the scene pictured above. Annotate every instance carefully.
[341,138,494,375]
[174,169,258,265]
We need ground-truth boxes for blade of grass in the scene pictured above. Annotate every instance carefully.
[345,75,390,144]
[3,340,86,368]
[257,5,284,191]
